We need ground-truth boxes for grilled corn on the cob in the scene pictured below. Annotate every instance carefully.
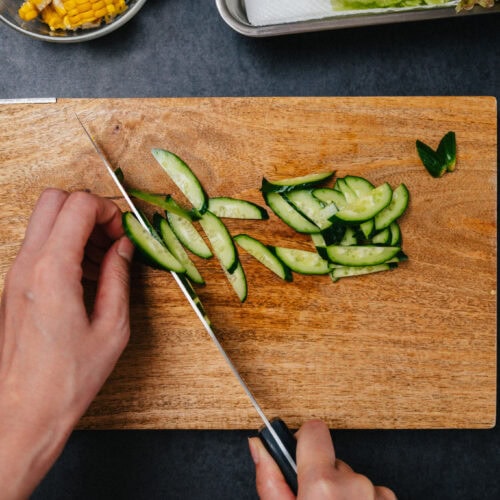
[18,0,128,31]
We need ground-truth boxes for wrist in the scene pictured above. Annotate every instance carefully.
[0,388,74,499]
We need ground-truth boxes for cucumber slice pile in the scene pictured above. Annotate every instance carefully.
[122,149,410,301]
[261,172,409,282]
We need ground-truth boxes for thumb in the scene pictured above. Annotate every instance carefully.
[249,437,295,500]
[91,236,134,346]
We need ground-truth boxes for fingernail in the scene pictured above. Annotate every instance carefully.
[248,438,260,465]
[117,236,134,263]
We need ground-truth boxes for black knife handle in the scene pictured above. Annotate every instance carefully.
[258,418,298,495]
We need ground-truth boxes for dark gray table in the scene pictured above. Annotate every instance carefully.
[1,1,499,498]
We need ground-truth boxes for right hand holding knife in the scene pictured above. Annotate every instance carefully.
[250,419,396,500]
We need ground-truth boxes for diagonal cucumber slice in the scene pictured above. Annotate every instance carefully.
[234,234,292,281]
[151,149,208,214]
[122,212,185,273]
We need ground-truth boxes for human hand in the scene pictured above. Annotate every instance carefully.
[249,419,396,500]
[0,189,134,499]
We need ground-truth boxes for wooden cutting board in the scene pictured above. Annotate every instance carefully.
[0,97,496,429]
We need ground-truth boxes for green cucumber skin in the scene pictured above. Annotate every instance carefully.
[224,261,247,303]
[261,171,334,194]
[234,234,292,282]
[326,245,400,267]
[154,214,205,285]
[344,176,375,198]
[122,212,185,273]
[312,188,347,210]
[263,191,320,234]
[208,197,269,220]
[151,148,209,214]
[199,211,238,274]
[330,263,392,282]
[273,247,331,275]
[167,212,213,259]
[129,190,196,221]
[374,183,410,231]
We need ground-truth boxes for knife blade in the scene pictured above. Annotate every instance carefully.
[76,115,298,493]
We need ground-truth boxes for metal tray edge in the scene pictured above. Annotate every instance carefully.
[215,0,500,36]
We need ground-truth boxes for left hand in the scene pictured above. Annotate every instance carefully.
[0,189,134,499]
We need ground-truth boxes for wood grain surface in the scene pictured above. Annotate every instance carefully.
[0,97,496,429]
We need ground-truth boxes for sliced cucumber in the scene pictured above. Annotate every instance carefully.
[167,212,213,259]
[344,176,375,198]
[333,183,393,224]
[359,219,374,240]
[326,245,400,266]
[340,227,357,246]
[261,171,334,194]
[263,191,320,234]
[151,149,209,214]
[330,264,392,282]
[374,183,409,231]
[311,233,328,260]
[122,212,185,273]
[335,178,358,204]
[371,227,391,245]
[224,261,247,303]
[389,222,401,246]
[154,214,205,285]
[208,197,268,220]
[129,190,195,221]
[199,210,238,274]
[273,247,331,275]
[234,234,292,282]
[312,188,347,210]
[285,189,338,230]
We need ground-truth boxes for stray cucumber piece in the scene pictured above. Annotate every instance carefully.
[122,212,185,273]
[330,264,392,282]
[167,211,213,259]
[416,140,447,178]
[273,247,331,275]
[151,149,209,214]
[129,190,195,221]
[154,214,205,285]
[199,210,238,274]
[208,197,268,220]
[224,261,247,302]
[326,245,400,266]
[436,131,457,172]
[374,183,409,231]
[263,191,320,234]
[261,171,334,194]
[333,183,393,224]
[234,234,292,281]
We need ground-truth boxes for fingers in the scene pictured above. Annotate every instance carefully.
[248,437,295,500]
[44,191,124,273]
[19,189,69,255]
[296,419,336,474]
[90,236,134,352]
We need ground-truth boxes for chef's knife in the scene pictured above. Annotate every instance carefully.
[76,116,298,494]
